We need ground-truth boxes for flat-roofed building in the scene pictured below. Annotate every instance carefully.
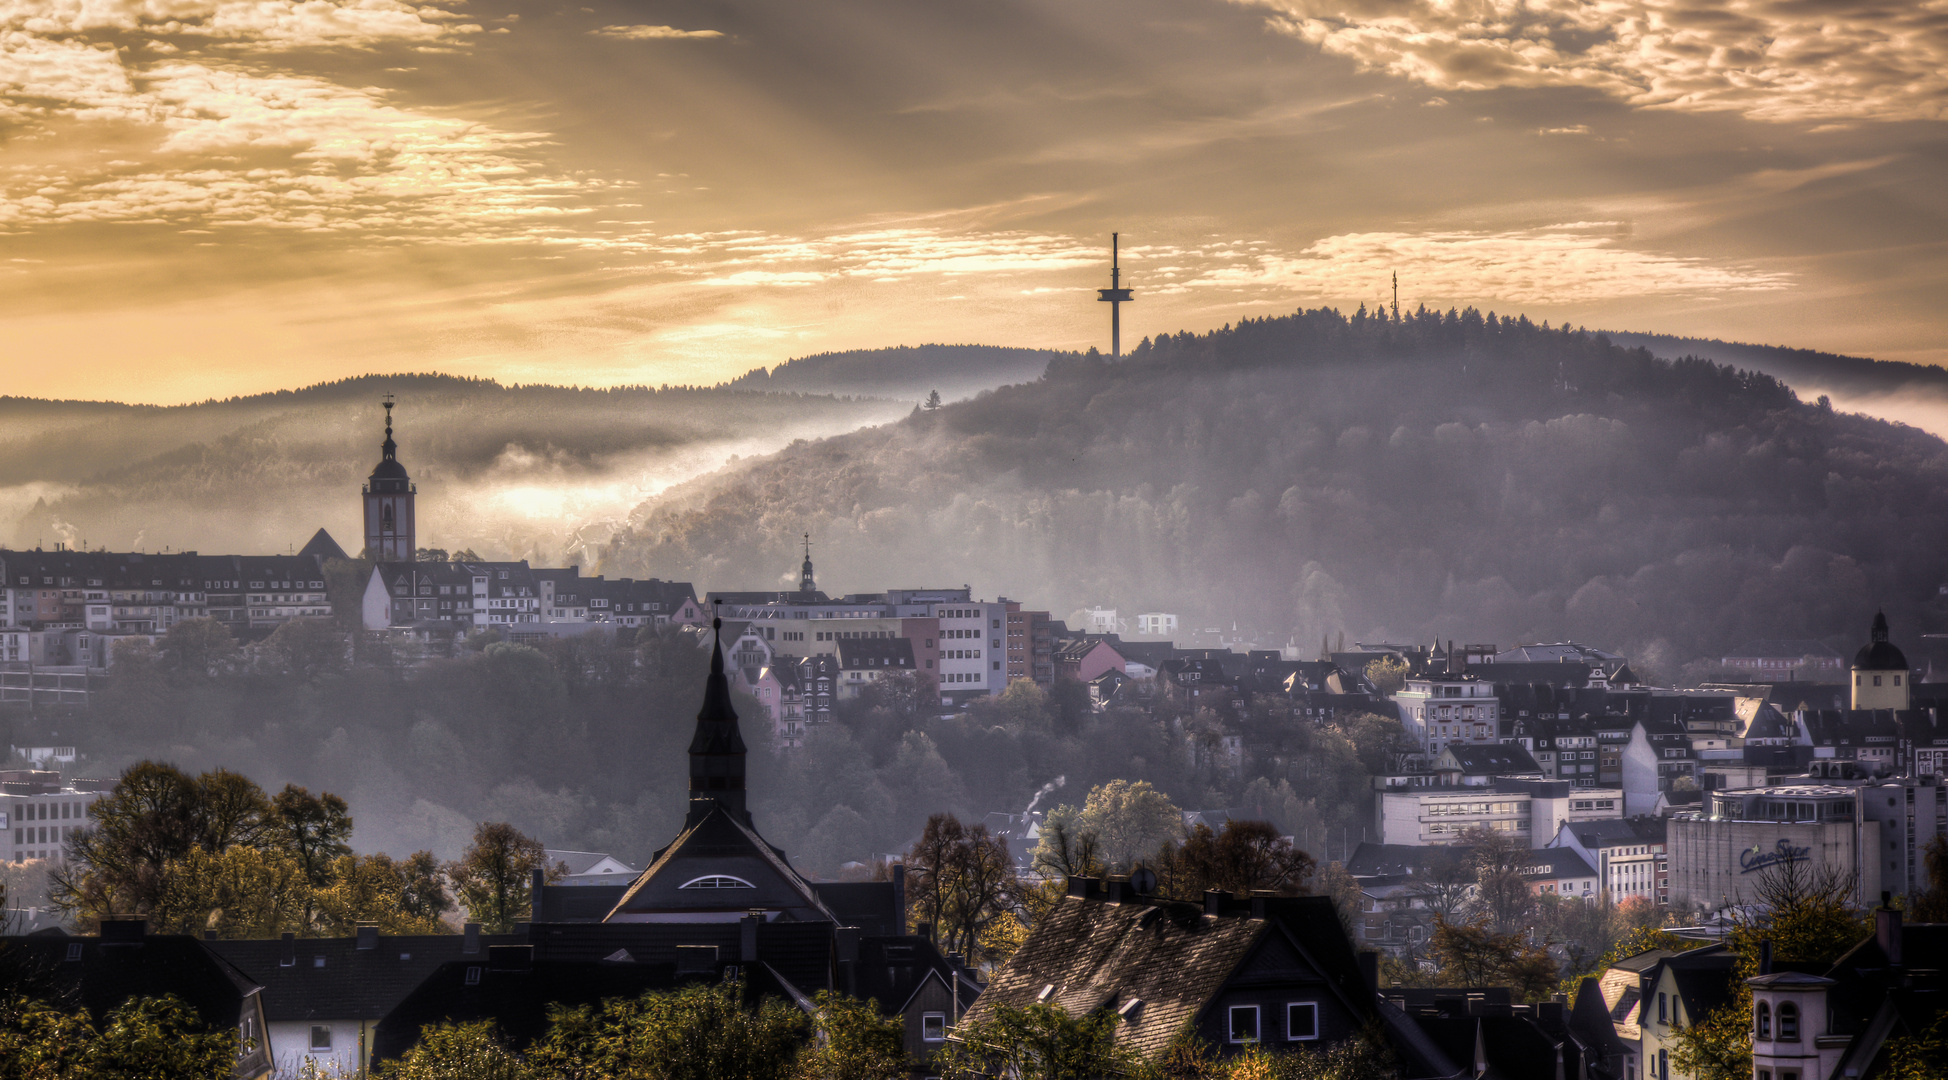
[1667,785,1881,910]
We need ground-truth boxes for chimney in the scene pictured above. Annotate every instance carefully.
[282,931,296,966]
[1759,939,1772,976]
[1537,1001,1565,1027]
[891,864,906,932]
[99,917,146,943]
[836,925,860,997]
[1249,893,1266,919]
[462,923,481,955]
[356,925,379,951]
[915,922,933,942]
[1358,951,1378,996]
[741,913,761,963]
[1204,890,1225,917]
[530,867,546,922]
[1877,900,1903,966]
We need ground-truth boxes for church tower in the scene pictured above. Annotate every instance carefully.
[687,618,749,828]
[362,396,417,561]
[799,533,816,594]
[1851,610,1909,711]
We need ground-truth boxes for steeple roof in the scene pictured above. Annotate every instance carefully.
[369,398,410,482]
[1853,610,1908,671]
[686,617,748,828]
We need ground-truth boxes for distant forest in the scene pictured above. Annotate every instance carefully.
[605,308,1948,675]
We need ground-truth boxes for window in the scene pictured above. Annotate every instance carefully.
[1755,1000,1771,1039]
[465,966,482,985]
[679,875,756,889]
[1657,992,1666,1024]
[1286,1002,1318,1040]
[921,1013,947,1041]
[1777,1001,1798,1040]
[310,1026,332,1051]
[1227,1005,1259,1044]
[65,943,83,962]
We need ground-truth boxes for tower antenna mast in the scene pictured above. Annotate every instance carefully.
[1097,233,1134,358]
[1391,272,1399,322]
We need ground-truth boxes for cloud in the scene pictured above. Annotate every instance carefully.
[590,24,722,41]
[1235,0,1948,123]
[1178,225,1792,305]
[0,0,477,49]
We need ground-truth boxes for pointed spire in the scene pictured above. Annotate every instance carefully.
[687,613,748,827]
[800,533,816,594]
[381,394,397,461]
[1872,610,1890,643]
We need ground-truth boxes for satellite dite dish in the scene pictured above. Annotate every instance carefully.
[1129,866,1158,896]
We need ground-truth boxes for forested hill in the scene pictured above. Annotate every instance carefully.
[1605,331,1948,405]
[720,344,1056,403]
[603,309,1948,675]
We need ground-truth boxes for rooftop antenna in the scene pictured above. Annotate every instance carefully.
[1097,233,1133,358]
[1391,272,1399,322]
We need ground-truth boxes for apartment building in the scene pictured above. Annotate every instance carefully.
[2,771,106,865]
[1393,671,1500,755]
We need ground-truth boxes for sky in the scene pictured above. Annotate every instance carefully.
[1,0,1943,404]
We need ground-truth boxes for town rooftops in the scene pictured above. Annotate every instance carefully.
[1725,639,1843,661]
[835,636,915,669]
[209,930,522,1024]
[1563,816,1667,848]
[1434,742,1544,777]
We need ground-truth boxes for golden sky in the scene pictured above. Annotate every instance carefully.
[1,0,1943,403]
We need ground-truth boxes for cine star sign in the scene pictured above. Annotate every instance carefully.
[1740,838,1811,874]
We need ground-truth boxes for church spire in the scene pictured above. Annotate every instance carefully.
[800,533,815,594]
[687,615,748,828]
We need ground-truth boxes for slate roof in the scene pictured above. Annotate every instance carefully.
[964,893,1372,1059]
[849,935,981,1015]
[297,529,349,562]
[963,895,1264,1057]
[1436,742,1544,776]
[606,804,837,924]
[836,636,915,669]
[1525,849,1598,880]
[6,929,261,1029]
[209,932,522,1022]
[809,882,905,937]
[1562,817,1666,849]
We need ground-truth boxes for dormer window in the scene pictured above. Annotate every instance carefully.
[678,875,756,889]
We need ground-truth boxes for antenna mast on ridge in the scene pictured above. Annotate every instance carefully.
[1391,272,1399,322]
[1097,233,1134,358]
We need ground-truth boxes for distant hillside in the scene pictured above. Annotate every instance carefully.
[603,312,1948,672]
[722,344,1056,404]
[1,374,906,564]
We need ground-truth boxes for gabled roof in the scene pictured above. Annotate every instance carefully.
[1563,817,1666,849]
[850,935,980,1016]
[1436,742,1544,776]
[606,804,837,924]
[297,528,349,562]
[7,931,261,1029]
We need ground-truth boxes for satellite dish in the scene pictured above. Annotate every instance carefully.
[1129,866,1158,896]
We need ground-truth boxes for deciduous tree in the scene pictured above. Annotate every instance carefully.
[446,822,560,934]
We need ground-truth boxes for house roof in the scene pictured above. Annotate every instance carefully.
[850,935,979,1016]
[1725,639,1843,660]
[209,932,522,1022]
[1436,742,1544,776]
[965,892,1373,1059]
[297,529,349,562]
[1562,817,1666,849]
[7,930,261,1030]
[1524,849,1597,880]
[606,804,837,924]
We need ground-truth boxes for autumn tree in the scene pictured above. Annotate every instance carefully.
[1363,657,1409,698]
[157,618,237,681]
[0,993,242,1080]
[795,991,909,1080]
[1064,780,1183,872]
[1908,835,1948,921]
[1162,820,1315,899]
[528,981,806,1080]
[1427,917,1559,1001]
[904,814,1023,966]
[446,822,561,933]
[261,618,350,682]
[1458,826,1534,933]
[936,1002,1137,1080]
[266,784,354,887]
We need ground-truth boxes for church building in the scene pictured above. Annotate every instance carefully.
[362,398,416,561]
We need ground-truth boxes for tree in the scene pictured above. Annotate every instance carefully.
[148,845,312,939]
[796,991,908,1080]
[266,784,354,887]
[936,1002,1136,1080]
[1363,658,1409,698]
[395,850,454,923]
[924,390,943,411]
[1071,780,1183,872]
[1427,917,1559,1001]
[904,814,1023,966]
[528,981,806,1080]
[53,762,204,922]
[1908,834,1948,921]
[375,1020,532,1080]
[156,618,237,681]
[0,993,242,1080]
[321,556,374,635]
[446,822,560,933]
[315,854,451,936]
[1164,820,1315,899]
[1459,826,1534,933]
[261,618,350,681]
[1672,855,1871,1080]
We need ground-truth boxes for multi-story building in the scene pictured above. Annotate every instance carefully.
[1393,671,1500,755]
[1134,612,1178,637]
[1667,785,1889,909]
[3,771,106,865]
[1004,604,1055,686]
[930,599,1006,705]
[835,637,917,698]
[1547,817,1669,905]
[361,561,542,631]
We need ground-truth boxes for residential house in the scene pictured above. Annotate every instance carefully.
[7,918,274,1078]
[836,636,917,698]
[1058,637,1127,685]
[1632,943,1737,1080]
[1393,671,1501,756]
[1548,818,1669,905]
[210,926,519,1076]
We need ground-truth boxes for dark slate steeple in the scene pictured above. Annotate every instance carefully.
[687,616,749,827]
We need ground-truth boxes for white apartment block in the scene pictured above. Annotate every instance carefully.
[3,779,104,864]
[933,600,1005,703]
[1393,673,1500,755]
[1135,612,1178,637]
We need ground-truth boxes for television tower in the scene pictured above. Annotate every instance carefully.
[1391,272,1399,321]
[1097,233,1134,357]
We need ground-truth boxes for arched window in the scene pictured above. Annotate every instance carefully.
[1777,1001,1799,1041]
[1755,1000,1771,1039]
[678,875,756,890]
